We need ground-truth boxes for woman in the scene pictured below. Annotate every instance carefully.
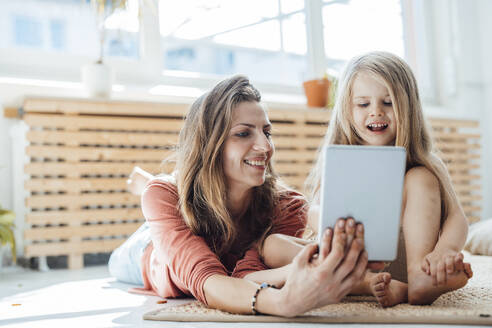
[109,75,371,316]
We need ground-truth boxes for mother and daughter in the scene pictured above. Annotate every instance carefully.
[109,51,473,316]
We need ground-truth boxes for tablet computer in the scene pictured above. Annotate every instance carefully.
[318,145,406,261]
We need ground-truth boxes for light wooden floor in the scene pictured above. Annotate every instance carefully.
[0,265,488,328]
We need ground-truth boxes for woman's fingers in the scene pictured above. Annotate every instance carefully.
[340,250,368,292]
[345,217,356,252]
[323,219,347,269]
[293,243,319,268]
[319,228,333,261]
[333,234,364,280]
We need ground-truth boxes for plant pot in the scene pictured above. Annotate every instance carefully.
[81,62,113,98]
[303,78,331,108]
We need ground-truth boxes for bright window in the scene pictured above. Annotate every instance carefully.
[158,0,308,86]
[322,0,405,74]
[0,0,139,59]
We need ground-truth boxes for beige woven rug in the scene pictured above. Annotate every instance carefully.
[144,254,492,325]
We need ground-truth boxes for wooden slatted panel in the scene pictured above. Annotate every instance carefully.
[22,98,190,269]
[20,98,482,268]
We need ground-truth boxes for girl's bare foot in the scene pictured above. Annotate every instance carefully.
[408,267,470,305]
[370,272,408,307]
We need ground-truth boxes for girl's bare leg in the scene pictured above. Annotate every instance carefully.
[402,167,470,305]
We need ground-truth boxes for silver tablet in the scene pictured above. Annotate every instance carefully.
[318,145,406,261]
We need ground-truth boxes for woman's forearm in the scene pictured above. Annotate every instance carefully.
[203,274,287,316]
[243,264,292,288]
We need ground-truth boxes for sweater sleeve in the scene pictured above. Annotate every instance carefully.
[231,191,308,278]
[270,191,308,238]
[141,179,228,305]
[230,247,269,278]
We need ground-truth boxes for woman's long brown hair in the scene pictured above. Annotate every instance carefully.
[165,75,283,256]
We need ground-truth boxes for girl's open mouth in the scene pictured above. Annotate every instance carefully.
[367,123,388,132]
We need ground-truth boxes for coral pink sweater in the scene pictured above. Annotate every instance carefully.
[136,178,307,304]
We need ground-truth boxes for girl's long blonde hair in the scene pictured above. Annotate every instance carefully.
[306,51,457,223]
[169,75,281,256]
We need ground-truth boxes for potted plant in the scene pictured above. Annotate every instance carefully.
[81,0,128,98]
[0,205,16,268]
[302,73,336,109]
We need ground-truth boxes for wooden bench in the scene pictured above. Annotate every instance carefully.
[12,97,481,269]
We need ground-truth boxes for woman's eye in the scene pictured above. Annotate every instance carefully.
[236,131,250,137]
[264,131,272,138]
[383,101,393,106]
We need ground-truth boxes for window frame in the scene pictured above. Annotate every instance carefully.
[0,0,418,99]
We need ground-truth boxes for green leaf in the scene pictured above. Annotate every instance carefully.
[0,210,15,226]
[0,225,16,263]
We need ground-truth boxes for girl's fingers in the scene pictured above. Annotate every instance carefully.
[436,261,446,286]
[430,261,437,286]
[445,255,455,274]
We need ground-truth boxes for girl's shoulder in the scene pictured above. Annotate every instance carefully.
[405,165,440,189]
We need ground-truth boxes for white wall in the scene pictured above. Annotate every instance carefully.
[477,0,492,220]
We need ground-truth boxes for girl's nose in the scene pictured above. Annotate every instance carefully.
[369,104,384,117]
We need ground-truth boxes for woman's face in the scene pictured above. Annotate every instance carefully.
[351,72,397,146]
[222,101,274,192]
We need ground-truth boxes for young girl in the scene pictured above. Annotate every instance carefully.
[108,75,374,316]
[264,51,474,307]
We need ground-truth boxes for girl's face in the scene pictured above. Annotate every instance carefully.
[351,72,397,146]
[222,101,274,192]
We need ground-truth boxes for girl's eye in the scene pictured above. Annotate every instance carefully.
[236,131,250,138]
[357,103,369,108]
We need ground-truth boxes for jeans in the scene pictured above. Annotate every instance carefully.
[108,222,151,285]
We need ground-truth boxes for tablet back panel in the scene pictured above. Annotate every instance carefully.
[318,145,406,261]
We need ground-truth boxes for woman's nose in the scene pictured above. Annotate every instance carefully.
[253,133,272,152]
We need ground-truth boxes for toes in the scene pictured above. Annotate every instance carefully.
[374,282,386,292]
[464,262,473,278]
[375,295,389,307]
[382,272,392,284]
